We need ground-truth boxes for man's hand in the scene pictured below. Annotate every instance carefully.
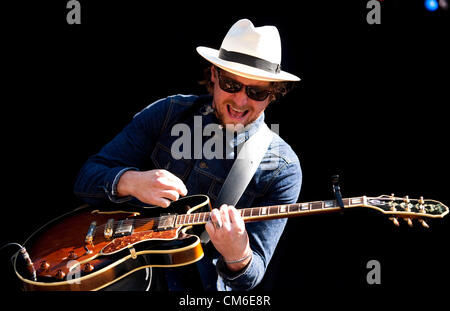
[116,169,188,207]
[205,204,252,272]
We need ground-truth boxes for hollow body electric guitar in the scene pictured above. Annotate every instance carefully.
[14,194,448,291]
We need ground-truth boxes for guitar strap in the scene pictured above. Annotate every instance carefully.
[200,122,273,244]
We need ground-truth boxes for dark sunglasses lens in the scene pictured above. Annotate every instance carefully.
[219,76,242,93]
[218,71,271,101]
[246,87,271,101]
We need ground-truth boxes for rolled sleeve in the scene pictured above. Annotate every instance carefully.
[74,97,172,206]
[216,252,258,290]
[106,166,140,203]
[216,220,287,290]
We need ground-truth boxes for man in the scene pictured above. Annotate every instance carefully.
[74,19,302,291]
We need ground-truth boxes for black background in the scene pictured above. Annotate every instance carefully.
[1,0,449,305]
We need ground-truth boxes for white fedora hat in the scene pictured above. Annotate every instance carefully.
[197,19,300,82]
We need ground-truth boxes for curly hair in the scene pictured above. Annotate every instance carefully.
[199,65,295,103]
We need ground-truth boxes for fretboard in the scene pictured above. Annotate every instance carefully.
[174,196,367,227]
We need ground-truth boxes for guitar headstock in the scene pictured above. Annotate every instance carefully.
[363,194,449,228]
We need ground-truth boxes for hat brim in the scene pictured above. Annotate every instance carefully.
[196,46,301,82]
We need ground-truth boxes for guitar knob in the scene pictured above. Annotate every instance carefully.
[55,269,66,280]
[68,251,77,260]
[39,260,50,271]
[84,263,94,273]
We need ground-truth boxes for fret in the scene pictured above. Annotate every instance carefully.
[203,212,210,223]
[172,196,368,227]
[255,208,261,217]
[350,197,363,205]
[310,202,323,210]
[300,203,309,211]
[249,208,254,217]
[269,206,278,215]
[288,204,298,213]
[244,209,252,218]
[240,209,246,217]
[324,200,335,208]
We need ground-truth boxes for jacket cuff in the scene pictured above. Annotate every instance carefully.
[103,167,139,203]
[216,252,258,290]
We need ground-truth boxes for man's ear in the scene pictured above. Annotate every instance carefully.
[210,65,217,83]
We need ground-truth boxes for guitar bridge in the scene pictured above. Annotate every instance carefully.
[85,221,97,245]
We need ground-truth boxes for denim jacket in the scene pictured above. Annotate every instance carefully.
[74,94,302,291]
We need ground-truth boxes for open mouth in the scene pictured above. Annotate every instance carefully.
[227,104,249,120]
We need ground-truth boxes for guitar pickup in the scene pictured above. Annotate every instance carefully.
[113,219,134,238]
[157,214,177,230]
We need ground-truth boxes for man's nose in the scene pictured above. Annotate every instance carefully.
[233,87,249,106]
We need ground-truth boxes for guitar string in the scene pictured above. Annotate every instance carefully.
[88,204,341,243]
[91,199,364,230]
[84,202,431,245]
[93,205,284,229]
[91,203,311,232]
[91,198,424,230]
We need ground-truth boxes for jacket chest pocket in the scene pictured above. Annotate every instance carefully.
[151,142,193,181]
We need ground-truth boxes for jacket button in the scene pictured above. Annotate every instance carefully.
[199,161,207,169]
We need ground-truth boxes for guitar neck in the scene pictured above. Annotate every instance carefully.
[174,196,367,227]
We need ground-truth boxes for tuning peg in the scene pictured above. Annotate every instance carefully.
[419,196,425,205]
[404,217,413,227]
[418,218,429,229]
[389,201,400,227]
[389,217,400,227]
[418,196,427,214]
[403,195,410,204]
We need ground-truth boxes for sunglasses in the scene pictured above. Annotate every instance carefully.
[216,67,273,101]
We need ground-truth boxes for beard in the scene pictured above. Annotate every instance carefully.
[212,98,252,130]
